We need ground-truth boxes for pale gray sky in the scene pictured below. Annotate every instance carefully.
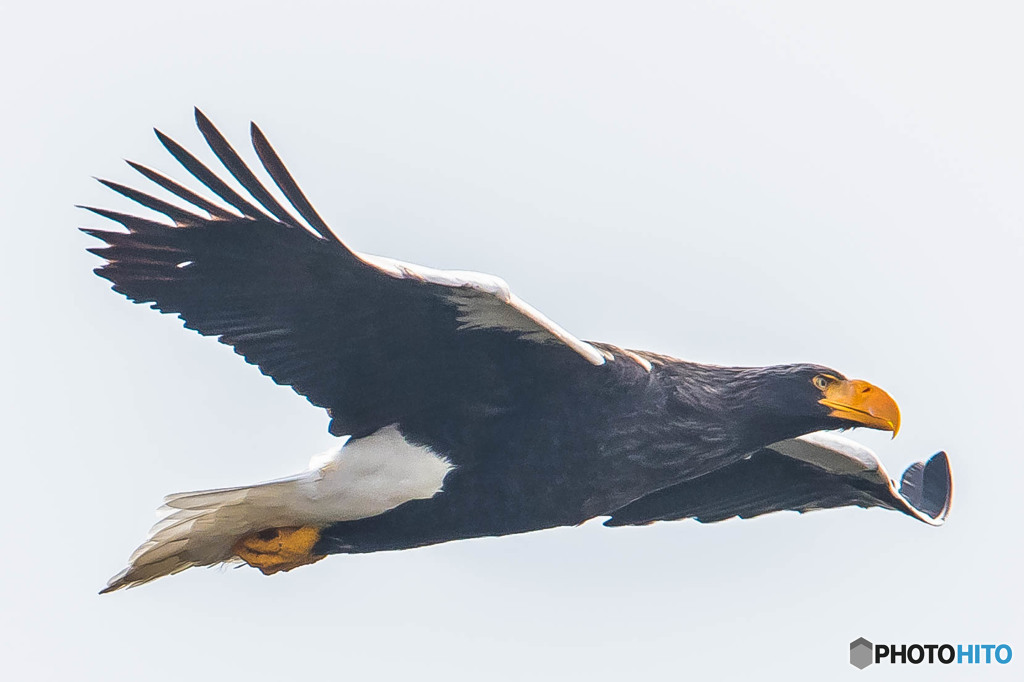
[3,2,1021,680]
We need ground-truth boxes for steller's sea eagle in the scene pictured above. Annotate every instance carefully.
[84,110,953,593]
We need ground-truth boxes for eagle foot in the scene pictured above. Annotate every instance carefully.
[232,526,326,575]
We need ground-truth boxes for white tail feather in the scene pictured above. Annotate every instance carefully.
[101,425,454,593]
[102,474,317,593]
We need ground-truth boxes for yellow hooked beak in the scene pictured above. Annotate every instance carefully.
[818,378,901,437]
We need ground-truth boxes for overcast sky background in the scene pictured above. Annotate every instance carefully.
[3,2,1021,679]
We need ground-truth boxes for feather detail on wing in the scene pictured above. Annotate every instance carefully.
[604,431,952,527]
[82,109,604,443]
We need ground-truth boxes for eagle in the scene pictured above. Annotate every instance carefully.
[84,110,953,593]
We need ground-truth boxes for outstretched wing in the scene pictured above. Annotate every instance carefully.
[604,431,953,526]
[83,109,606,447]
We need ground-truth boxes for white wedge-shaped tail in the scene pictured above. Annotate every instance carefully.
[102,425,454,592]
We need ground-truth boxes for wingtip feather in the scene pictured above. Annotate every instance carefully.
[898,451,953,523]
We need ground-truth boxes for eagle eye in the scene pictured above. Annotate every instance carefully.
[813,375,830,390]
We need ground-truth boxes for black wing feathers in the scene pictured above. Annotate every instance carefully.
[83,109,591,448]
[95,178,208,226]
[603,450,864,525]
[898,452,952,520]
[153,126,270,220]
[604,448,953,526]
[193,109,298,226]
[250,122,336,240]
[125,161,240,221]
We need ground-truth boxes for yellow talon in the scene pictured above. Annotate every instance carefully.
[233,526,326,575]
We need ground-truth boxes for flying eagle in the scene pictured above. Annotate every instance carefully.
[85,110,953,593]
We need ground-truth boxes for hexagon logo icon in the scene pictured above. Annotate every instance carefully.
[850,638,873,669]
